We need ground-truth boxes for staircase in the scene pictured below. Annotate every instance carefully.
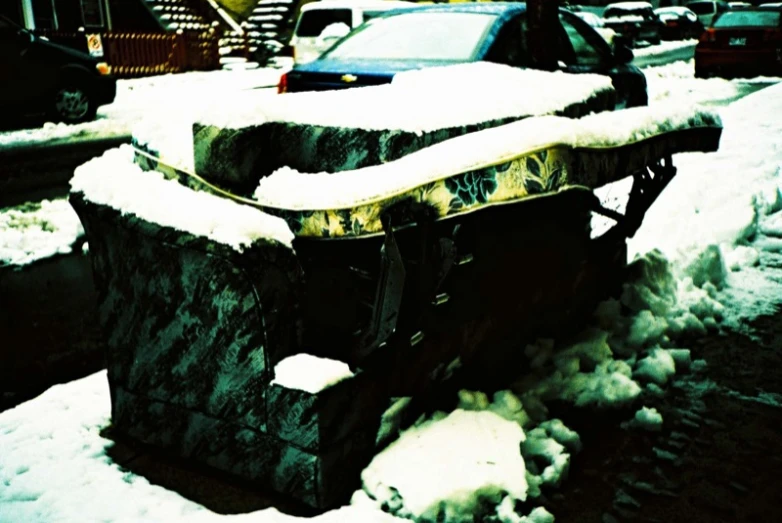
[140,0,301,65]
[143,0,216,32]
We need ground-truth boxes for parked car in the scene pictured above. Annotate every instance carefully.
[0,15,116,124]
[654,6,704,40]
[574,10,618,43]
[602,2,664,46]
[686,1,731,27]
[289,0,417,64]
[279,3,648,108]
[695,8,782,78]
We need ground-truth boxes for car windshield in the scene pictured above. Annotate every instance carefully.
[713,10,781,27]
[322,11,497,61]
[604,7,653,18]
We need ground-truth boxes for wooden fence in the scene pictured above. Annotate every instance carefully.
[33,30,222,78]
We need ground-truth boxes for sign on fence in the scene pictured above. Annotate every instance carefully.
[86,34,104,58]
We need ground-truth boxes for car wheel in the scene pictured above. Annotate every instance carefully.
[52,84,96,124]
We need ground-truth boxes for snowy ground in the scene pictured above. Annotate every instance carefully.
[2,60,782,522]
[0,67,287,148]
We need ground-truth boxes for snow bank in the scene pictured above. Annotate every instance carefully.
[198,62,614,133]
[629,81,782,325]
[253,102,719,211]
[633,39,697,58]
[70,146,294,250]
[0,199,84,267]
[271,354,354,393]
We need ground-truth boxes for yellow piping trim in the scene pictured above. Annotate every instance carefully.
[132,124,717,212]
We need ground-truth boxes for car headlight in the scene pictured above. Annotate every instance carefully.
[95,62,111,75]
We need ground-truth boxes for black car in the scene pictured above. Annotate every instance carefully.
[603,2,664,46]
[280,3,649,109]
[0,15,117,123]
[654,6,705,40]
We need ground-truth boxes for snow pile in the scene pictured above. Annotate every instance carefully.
[622,406,663,432]
[358,388,577,522]
[633,40,696,59]
[0,199,84,267]
[360,409,529,522]
[254,102,720,210]
[497,248,718,419]
[199,63,614,133]
[70,146,294,250]
[271,354,354,393]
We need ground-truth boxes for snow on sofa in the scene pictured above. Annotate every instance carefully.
[70,63,722,510]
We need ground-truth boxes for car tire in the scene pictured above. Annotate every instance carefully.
[51,83,97,124]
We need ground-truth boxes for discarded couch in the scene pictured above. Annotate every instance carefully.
[69,66,722,509]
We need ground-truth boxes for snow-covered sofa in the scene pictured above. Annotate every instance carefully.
[69,64,722,510]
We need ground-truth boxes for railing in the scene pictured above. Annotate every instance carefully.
[32,30,221,78]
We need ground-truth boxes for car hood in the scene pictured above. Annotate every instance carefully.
[293,58,469,78]
[32,34,99,65]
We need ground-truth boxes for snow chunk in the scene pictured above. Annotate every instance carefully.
[0,199,84,266]
[361,410,528,521]
[536,359,642,408]
[634,348,677,385]
[623,406,663,432]
[724,245,759,271]
[70,146,294,250]
[496,498,556,523]
[685,244,728,290]
[521,427,571,489]
[271,354,354,394]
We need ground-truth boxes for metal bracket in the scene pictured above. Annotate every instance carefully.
[354,213,407,362]
[592,155,677,239]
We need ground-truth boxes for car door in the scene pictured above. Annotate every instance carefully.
[555,11,648,108]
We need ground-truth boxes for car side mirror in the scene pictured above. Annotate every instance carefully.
[613,37,634,64]
[17,29,34,45]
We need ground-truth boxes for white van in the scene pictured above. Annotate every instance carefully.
[290,0,416,64]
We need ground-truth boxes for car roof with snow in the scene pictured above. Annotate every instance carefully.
[605,2,654,9]
[384,2,528,17]
[299,0,415,11]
